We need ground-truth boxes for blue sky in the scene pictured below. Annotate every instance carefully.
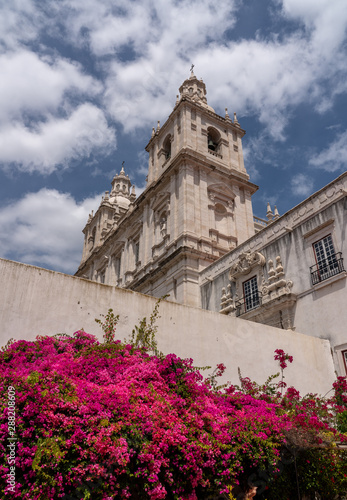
[0,0,346,274]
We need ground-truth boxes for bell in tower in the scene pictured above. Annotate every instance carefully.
[208,137,216,151]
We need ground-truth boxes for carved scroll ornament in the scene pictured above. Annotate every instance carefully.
[228,251,266,281]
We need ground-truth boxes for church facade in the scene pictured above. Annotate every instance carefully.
[77,70,258,306]
[76,72,347,377]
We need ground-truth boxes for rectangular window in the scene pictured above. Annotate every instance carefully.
[311,234,343,284]
[243,276,260,312]
[114,256,121,280]
[134,241,140,264]
[342,350,347,375]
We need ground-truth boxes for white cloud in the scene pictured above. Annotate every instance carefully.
[99,0,239,131]
[96,0,347,139]
[104,33,315,138]
[309,131,347,172]
[0,50,101,122]
[291,173,314,197]
[279,0,347,53]
[0,104,116,174]
[61,0,237,56]
[0,49,116,173]
[2,0,347,144]
[0,189,101,273]
[0,0,40,50]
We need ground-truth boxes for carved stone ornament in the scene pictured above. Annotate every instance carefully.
[261,255,295,304]
[159,216,167,237]
[220,284,235,315]
[228,251,266,281]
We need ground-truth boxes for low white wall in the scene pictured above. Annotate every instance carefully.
[0,258,335,396]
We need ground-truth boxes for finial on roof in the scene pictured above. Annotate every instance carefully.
[130,185,136,202]
[225,107,231,122]
[176,94,179,105]
[233,112,240,127]
[156,120,160,133]
[266,202,273,222]
[274,205,280,220]
[120,161,125,175]
[151,127,155,138]
[190,63,195,76]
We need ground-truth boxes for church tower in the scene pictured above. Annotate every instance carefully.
[76,71,258,307]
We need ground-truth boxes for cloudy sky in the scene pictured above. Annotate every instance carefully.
[1,0,347,274]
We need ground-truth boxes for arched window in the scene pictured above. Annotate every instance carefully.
[89,226,96,251]
[163,134,171,160]
[207,127,220,152]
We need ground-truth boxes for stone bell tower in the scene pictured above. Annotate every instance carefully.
[137,69,258,305]
[145,68,257,253]
[76,70,258,307]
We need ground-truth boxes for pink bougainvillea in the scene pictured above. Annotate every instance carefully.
[0,331,346,499]
[274,349,293,370]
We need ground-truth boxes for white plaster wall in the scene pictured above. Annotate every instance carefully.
[0,258,335,396]
[294,277,347,352]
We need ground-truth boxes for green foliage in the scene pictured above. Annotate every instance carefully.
[95,308,119,343]
[32,437,65,471]
[129,296,167,356]
[27,370,42,385]
[264,447,347,500]
[337,410,347,433]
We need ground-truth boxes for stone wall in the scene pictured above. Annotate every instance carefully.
[0,258,336,396]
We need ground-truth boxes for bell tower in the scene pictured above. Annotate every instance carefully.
[146,68,249,185]
[145,68,257,255]
[135,69,258,305]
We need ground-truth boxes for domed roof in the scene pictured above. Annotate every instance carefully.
[105,163,135,210]
[108,193,131,210]
[179,69,215,113]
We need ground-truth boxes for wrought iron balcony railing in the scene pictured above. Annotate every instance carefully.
[235,292,262,317]
[310,252,345,285]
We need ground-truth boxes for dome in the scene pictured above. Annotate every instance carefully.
[108,194,131,210]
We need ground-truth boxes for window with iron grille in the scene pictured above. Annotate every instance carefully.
[311,234,343,284]
[243,276,259,312]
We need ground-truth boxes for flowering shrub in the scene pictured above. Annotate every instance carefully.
[274,349,293,370]
[0,313,346,499]
[230,352,347,499]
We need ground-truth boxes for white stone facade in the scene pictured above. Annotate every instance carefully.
[76,71,258,307]
[201,173,347,376]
